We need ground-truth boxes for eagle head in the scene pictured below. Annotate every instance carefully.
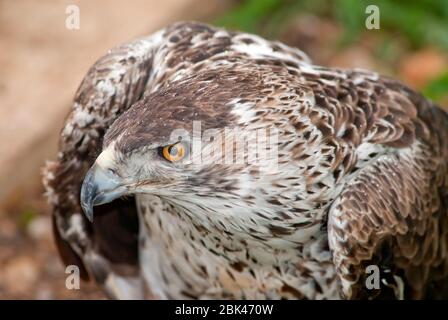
[80,72,279,222]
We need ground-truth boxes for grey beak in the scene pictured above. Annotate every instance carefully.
[80,164,127,222]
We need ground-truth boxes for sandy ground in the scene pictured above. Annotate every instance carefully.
[0,178,104,299]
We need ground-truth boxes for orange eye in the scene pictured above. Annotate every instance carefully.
[161,142,186,162]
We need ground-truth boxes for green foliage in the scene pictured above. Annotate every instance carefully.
[333,0,366,44]
[214,0,325,38]
[366,0,448,50]
[215,0,283,35]
[423,72,448,102]
[216,0,448,50]
[216,0,448,104]
[18,207,37,229]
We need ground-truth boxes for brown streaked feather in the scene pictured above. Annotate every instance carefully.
[42,28,165,298]
[328,84,448,299]
[42,21,448,299]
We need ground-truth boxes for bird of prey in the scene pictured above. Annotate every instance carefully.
[43,22,448,300]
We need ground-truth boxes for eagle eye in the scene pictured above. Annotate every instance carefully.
[159,142,187,162]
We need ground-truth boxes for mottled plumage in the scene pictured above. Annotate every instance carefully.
[43,22,448,299]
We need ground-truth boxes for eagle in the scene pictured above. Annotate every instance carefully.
[43,22,448,299]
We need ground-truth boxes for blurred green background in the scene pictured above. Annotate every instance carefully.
[216,0,448,105]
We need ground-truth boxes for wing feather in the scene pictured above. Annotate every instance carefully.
[43,29,166,299]
[327,79,448,299]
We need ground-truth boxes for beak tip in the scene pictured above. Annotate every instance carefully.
[80,163,126,223]
[80,167,96,223]
[83,205,94,223]
[80,196,94,223]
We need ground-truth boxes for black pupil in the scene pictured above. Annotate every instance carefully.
[169,146,178,156]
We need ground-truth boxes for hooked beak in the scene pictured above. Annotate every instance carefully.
[80,164,127,222]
